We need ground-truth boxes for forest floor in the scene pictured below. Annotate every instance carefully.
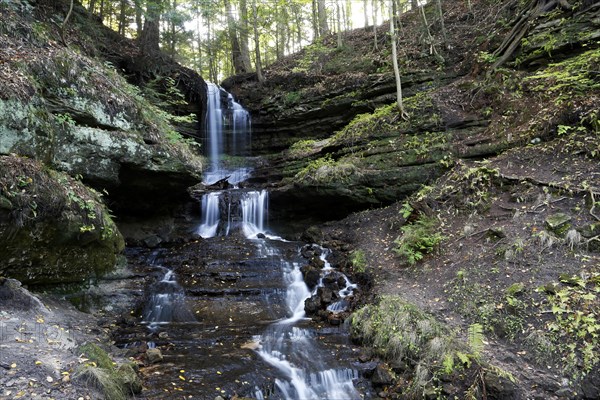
[320,130,600,398]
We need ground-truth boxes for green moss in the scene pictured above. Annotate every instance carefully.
[0,155,123,285]
[349,249,367,273]
[524,48,600,105]
[73,365,125,400]
[294,154,360,185]
[78,343,115,371]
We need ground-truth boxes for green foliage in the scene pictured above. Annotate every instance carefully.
[54,113,75,127]
[283,91,302,105]
[294,154,359,184]
[349,249,367,273]
[524,48,600,105]
[542,272,600,377]
[468,323,485,357]
[477,51,497,64]
[394,216,444,265]
[288,139,318,158]
[292,39,332,73]
[73,366,125,400]
[351,296,482,395]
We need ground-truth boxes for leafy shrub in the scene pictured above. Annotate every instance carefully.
[394,215,444,265]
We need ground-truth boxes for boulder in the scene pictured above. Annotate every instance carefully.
[371,363,395,386]
[145,348,163,364]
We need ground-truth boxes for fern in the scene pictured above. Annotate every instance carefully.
[486,364,517,384]
[468,323,485,357]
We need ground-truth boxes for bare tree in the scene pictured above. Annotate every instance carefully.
[389,0,408,119]
[318,0,329,35]
[252,0,264,82]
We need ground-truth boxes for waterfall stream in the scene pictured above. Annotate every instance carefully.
[127,84,362,399]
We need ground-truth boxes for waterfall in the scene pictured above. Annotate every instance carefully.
[241,190,269,238]
[197,192,221,238]
[206,83,223,177]
[204,83,252,185]
[196,83,360,398]
[142,267,194,331]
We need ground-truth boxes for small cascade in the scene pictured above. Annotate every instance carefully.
[142,267,195,330]
[313,246,358,314]
[241,190,269,238]
[256,248,360,400]
[197,192,221,238]
[228,93,252,157]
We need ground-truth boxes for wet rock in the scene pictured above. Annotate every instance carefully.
[117,363,142,394]
[327,313,341,325]
[300,266,321,289]
[301,225,323,243]
[317,286,334,304]
[484,371,518,399]
[143,235,163,248]
[304,296,321,315]
[371,364,395,386]
[545,213,571,236]
[581,365,600,399]
[355,361,378,378]
[145,348,163,364]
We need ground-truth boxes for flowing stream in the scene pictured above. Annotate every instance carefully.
[123,83,362,399]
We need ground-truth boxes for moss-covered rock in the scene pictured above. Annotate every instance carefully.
[0,155,124,285]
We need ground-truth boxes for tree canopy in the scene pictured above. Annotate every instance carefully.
[80,0,418,81]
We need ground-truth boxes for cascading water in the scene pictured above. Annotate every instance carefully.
[197,191,221,238]
[255,249,360,400]
[142,265,194,331]
[191,83,361,399]
[204,83,252,185]
[241,190,269,238]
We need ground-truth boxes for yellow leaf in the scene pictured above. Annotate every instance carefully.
[10,363,17,368]
[35,361,42,365]
[36,317,44,324]
[216,371,222,375]
[179,370,185,373]
[179,375,186,381]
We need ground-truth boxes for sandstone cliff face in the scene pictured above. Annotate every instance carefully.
[225,0,600,223]
[0,0,206,284]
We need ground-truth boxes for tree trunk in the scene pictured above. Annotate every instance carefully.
[224,0,247,74]
[363,0,369,29]
[318,0,329,35]
[89,0,97,13]
[336,0,342,48]
[134,0,143,38]
[139,0,162,55]
[252,0,264,82]
[99,0,104,21]
[436,0,448,47]
[389,0,407,120]
[238,0,253,72]
[312,0,319,38]
[372,0,378,50]
[118,0,126,35]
